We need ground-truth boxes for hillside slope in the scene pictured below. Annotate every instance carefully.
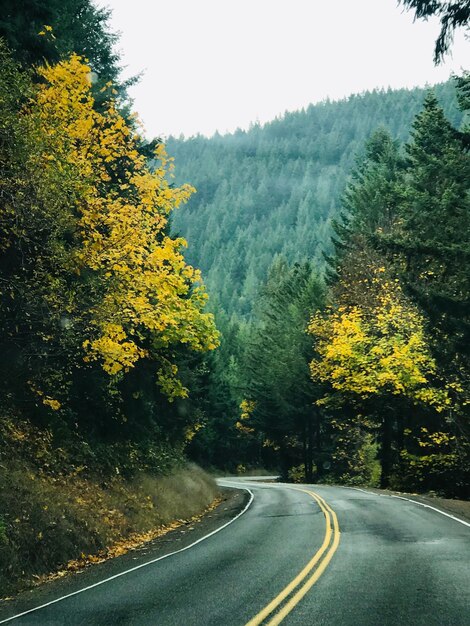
[167,82,462,316]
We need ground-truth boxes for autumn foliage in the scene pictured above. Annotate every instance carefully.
[29,55,218,396]
[305,92,470,492]
[0,33,223,597]
[0,44,219,476]
[308,268,447,409]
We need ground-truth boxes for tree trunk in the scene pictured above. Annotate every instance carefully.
[380,411,393,488]
[315,409,323,480]
[305,416,314,483]
[302,424,308,481]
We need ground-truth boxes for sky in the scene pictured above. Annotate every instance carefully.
[95,0,469,139]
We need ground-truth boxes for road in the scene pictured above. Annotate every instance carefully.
[1,479,469,625]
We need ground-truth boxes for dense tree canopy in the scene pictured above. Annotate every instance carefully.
[243,261,325,479]
[0,44,218,474]
[1,0,117,70]
[168,82,462,317]
[309,87,469,494]
[0,0,468,500]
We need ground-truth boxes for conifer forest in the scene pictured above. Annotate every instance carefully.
[0,0,468,597]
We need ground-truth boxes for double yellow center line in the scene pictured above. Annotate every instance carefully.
[245,488,340,626]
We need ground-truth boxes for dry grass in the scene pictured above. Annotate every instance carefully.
[0,463,218,597]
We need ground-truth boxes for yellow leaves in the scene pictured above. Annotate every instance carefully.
[237,400,256,436]
[83,324,147,375]
[240,399,256,420]
[417,428,456,449]
[263,439,280,450]
[235,421,255,435]
[308,277,448,409]
[156,361,188,401]
[38,25,55,39]
[185,421,204,442]
[42,398,61,411]
[26,54,219,399]
[28,382,62,410]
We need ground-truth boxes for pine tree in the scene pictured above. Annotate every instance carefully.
[399,0,470,63]
[325,128,406,282]
[391,93,470,378]
[243,261,325,480]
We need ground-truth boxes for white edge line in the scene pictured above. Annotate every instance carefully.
[389,495,470,528]
[0,487,254,624]
[348,486,470,529]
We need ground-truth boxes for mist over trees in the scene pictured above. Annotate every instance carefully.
[0,0,468,568]
[167,76,469,495]
[167,82,462,318]
[0,0,468,600]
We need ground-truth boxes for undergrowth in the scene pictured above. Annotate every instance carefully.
[0,417,219,597]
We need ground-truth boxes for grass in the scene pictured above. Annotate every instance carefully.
[0,462,218,597]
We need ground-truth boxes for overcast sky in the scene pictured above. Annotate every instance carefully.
[95,0,468,139]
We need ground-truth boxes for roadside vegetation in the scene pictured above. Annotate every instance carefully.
[0,0,219,597]
[195,85,469,497]
[0,452,217,596]
[175,7,469,496]
[0,0,468,598]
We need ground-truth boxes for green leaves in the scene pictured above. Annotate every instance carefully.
[316,84,469,491]
[0,46,219,476]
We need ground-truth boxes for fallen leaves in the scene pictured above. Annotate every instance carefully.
[33,496,223,586]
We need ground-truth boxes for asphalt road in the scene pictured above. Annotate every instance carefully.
[1,480,469,625]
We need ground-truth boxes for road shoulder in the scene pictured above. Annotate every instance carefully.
[350,486,470,523]
[0,488,248,623]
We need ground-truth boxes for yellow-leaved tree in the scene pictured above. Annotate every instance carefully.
[308,266,449,486]
[308,270,447,409]
[27,54,218,400]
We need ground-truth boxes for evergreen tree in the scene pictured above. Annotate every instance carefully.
[167,82,461,318]
[313,89,469,493]
[0,47,218,475]
[0,0,127,102]
[399,0,470,63]
[387,92,470,433]
[243,261,325,480]
[326,128,406,281]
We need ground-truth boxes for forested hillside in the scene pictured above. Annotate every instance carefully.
[168,83,463,316]
[1,0,468,602]
[0,1,219,596]
[207,83,470,496]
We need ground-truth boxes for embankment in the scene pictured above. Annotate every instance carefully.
[0,461,218,597]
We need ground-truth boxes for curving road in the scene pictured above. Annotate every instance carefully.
[1,479,469,625]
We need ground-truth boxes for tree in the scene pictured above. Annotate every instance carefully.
[0,1,116,72]
[309,266,448,486]
[33,54,218,394]
[243,260,325,480]
[326,128,406,281]
[186,312,257,471]
[399,0,470,63]
[383,92,470,422]
[167,82,461,318]
[0,48,218,471]
[312,88,469,492]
